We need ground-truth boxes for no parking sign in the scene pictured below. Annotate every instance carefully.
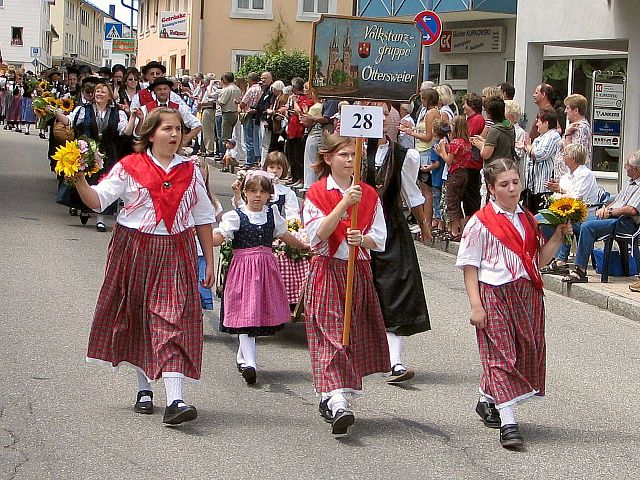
[413,10,442,47]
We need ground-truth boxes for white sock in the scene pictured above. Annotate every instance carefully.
[136,371,152,402]
[479,393,495,404]
[96,214,105,224]
[236,340,245,367]
[386,332,404,369]
[238,334,256,368]
[328,393,349,415]
[164,376,185,406]
[498,405,517,426]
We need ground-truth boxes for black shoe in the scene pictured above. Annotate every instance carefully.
[96,221,106,232]
[134,390,154,414]
[241,366,257,385]
[476,401,501,429]
[500,424,524,448]
[331,408,355,435]
[163,400,197,425]
[39,132,46,139]
[318,399,333,423]
[69,207,78,216]
[385,364,415,384]
[80,213,90,225]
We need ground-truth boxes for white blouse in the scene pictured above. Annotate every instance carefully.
[215,204,287,240]
[455,202,534,286]
[303,175,387,260]
[375,143,425,209]
[67,105,129,135]
[92,151,216,235]
[232,182,300,221]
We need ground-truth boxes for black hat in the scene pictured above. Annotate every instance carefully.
[141,61,166,76]
[81,76,102,86]
[78,65,93,76]
[65,66,80,76]
[149,77,174,89]
[46,69,61,80]
[97,66,112,78]
[111,63,126,74]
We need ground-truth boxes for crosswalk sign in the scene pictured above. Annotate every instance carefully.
[104,23,123,41]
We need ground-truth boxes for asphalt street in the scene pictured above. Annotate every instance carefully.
[1,127,639,479]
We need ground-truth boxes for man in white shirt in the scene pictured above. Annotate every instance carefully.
[199,74,220,156]
[217,72,242,148]
[130,61,185,111]
[137,77,202,148]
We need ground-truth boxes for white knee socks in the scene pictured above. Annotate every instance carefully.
[386,332,404,368]
[498,405,516,426]
[164,376,185,406]
[238,334,256,368]
[136,371,152,402]
[327,393,349,415]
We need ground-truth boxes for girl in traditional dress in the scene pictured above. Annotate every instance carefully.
[213,171,308,385]
[73,107,216,425]
[21,79,37,135]
[456,157,571,448]
[303,134,389,436]
[6,69,24,131]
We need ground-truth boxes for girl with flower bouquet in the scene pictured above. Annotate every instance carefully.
[50,80,136,231]
[456,158,572,449]
[73,107,217,426]
[212,170,309,386]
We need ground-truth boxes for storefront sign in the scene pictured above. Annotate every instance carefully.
[310,15,422,102]
[593,119,621,136]
[112,38,135,54]
[439,27,504,54]
[594,108,622,121]
[159,11,189,39]
[593,135,620,148]
[593,82,623,108]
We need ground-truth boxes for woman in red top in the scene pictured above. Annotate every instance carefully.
[437,115,472,241]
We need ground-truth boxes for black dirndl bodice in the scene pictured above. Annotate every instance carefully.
[232,207,276,249]
[269,194,286,218]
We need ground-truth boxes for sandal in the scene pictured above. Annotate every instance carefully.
[540,259,570,275]
[562,268,588,284]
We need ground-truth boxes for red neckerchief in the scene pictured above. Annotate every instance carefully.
[138,89,153,105]
[475,202,543,290]
[145,99,179,112]
[120,152,194,232]
[305,176,377,256]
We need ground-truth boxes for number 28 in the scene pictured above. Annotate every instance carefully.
[352,113,373,129]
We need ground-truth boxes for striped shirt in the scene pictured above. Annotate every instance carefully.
[525,129,561,194]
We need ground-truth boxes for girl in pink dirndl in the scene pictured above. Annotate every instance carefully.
[456,158,571,448]
[74,108,216,426]
[303,134,389,436]
[213,170,309,386]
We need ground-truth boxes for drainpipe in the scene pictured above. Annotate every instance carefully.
[198,0,204,73]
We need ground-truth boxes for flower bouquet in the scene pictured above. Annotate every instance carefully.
[537,196,587,244]
[52,136,105,185]
[33,92,59,122]
[272,219,312,261]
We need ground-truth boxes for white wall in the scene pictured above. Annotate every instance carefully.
[0,0,51,71]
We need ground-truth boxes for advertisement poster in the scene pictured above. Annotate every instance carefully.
[310,15,422,102]
[159,11,189,39]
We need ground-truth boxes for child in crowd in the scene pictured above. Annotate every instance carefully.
[212,171,308,385]
[456,157,571,449]
[429,119,448,236]
[437,115,472,241]
[398,103,415,149]
[303,134,389,436]
[221,138,238,173]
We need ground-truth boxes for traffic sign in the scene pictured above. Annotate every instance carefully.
[339,105,384,139]
[413,10,442,47]
[104,23,123,41]
[31,58,39,67]
[29,47,41,58]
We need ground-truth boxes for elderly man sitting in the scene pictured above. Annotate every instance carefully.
[562,150,640,283]
[537,144,600,274]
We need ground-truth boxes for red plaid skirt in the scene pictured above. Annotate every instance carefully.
[304,256,390,394]
[87,224,203,382]
[275,254,310,304]
[477,278,545,408]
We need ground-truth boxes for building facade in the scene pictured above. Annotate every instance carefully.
[136,0,351,76]
[0,0,56,72]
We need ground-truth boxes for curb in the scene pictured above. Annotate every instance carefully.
[416,237,640,324]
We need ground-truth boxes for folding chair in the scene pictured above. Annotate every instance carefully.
[591,217,640,282]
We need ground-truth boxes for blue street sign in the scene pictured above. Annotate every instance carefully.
[593,119,621,136]
[104,23,123,41]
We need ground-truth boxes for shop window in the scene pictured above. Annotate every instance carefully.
[445,64,468,81]
[11,27,23,46]
[298,0,336,20]
[231,49,264,72]
[542,59,569,102]
[428,63,440,85]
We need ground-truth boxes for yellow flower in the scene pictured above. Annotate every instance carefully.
[52,141,82,178]
[42,91,53,99]
[60,97,74,113]
[38,81,49,91]
[549,197,587,223]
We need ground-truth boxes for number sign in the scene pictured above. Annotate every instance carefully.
[339,105,384,139]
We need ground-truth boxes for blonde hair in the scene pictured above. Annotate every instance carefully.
[451,115,468,141]
[564,143,588,165]
[564,94,588,116]
[434,85,455,106]
[313,134,355,179]
[504,100,522,122]
[134,108,185,152]
[482,85,503,99]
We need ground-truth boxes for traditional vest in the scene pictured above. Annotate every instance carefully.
[145,99,179,112]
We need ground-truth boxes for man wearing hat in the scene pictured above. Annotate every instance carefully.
[137,77,201,148]
[130,61,184,110]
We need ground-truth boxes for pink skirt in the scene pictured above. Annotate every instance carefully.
[223,246,290,329]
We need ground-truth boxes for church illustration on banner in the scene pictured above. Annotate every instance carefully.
[316,25,359,89]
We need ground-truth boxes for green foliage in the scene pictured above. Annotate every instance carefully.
[264,17,288,55]
[237,50,310,85]
[331,69,349,86]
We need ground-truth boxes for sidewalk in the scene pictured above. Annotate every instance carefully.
[418,237,640,324]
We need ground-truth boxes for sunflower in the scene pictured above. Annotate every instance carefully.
[38,80,49,91]
[549,197,587,223]
[60,97,74,113]
[42,91,53,99]
[52,141,83,178]
[33,107,48,118]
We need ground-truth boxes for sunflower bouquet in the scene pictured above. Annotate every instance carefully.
[272,219,312,261]
[537,196,588,244]
[33,92,60,121]
[52,136,105,185]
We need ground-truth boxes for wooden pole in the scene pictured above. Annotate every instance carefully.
[342,136,364,346]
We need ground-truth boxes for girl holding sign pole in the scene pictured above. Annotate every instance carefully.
[302,134,389,436]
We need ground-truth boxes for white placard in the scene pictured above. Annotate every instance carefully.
[159,11,189,39]
[439,27,504,54]
[593,135,620,148]
[594,82,624,108]
[339,105,384,139]
[594,108,622,121]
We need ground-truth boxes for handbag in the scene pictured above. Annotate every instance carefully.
[53,119,75,143]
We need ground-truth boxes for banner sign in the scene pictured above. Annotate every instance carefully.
[112,38,136,54]
[439,27,504,54]
[310,15,422,102]
[159,11,189,39]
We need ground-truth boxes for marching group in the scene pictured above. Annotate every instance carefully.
[5,58,640,448]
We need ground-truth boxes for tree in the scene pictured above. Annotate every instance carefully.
[237,50,310,86]
[331,69,349,86]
